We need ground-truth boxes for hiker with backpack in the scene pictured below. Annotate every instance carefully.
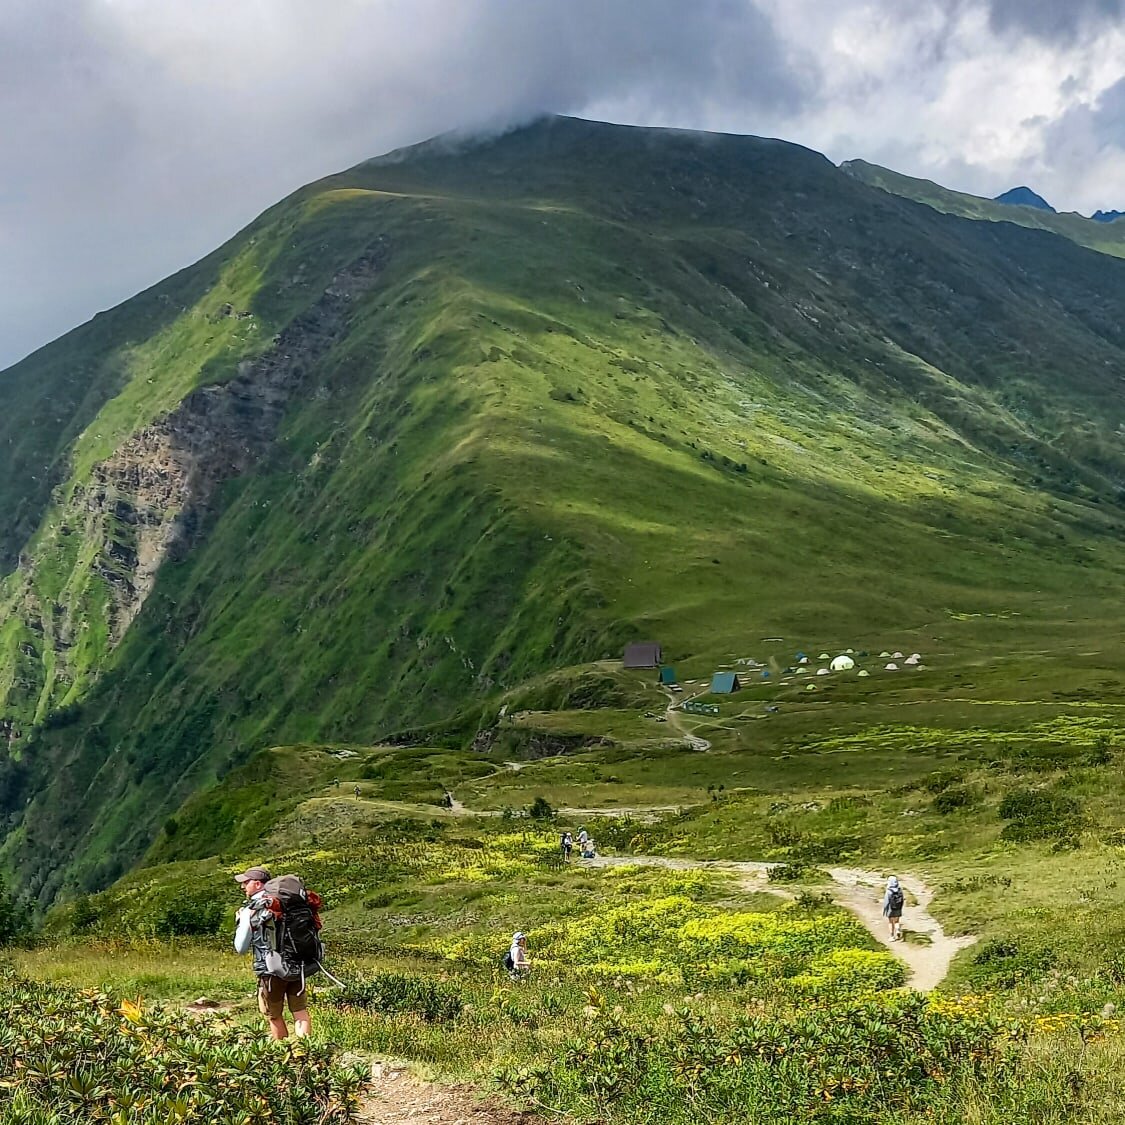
[502,931,530,982]
[560,831,573,863]
[883,875,905,941]
[233,865,325,1039]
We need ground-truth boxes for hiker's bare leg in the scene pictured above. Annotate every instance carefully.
[293,1008,312,1037]
[268,1016,289,1039]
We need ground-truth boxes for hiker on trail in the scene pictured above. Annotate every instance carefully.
[577,826,589,846]
[560,831,573,862]
[883,876,905,941]
[233,865,324,1040]
[506,931,530,982]
[354,784,361,799]
[581,836,596,859]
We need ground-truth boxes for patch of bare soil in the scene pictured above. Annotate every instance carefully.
[358,1064,541,1125]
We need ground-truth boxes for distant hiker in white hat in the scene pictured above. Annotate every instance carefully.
[504,931,530,981]
[882,876,905,941]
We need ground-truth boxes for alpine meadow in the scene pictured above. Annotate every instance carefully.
[6,115,1125,1122]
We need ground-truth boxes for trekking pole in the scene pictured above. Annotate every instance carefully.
[315,960,349,989]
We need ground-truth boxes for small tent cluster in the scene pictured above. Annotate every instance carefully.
[781,642,927,681]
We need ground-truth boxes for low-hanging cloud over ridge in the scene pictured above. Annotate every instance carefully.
[2,0,1124,367]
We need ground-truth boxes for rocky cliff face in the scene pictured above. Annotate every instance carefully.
[1,240,389,721]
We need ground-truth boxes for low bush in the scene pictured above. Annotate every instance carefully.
[998,788,1083,841]
[152,891,228,937]
[496,992,1007,1123]
[767,862,817,883]
[0,974,366,1123]
[932,785,980,813]
[326,971,464,1023]
[528,796,556,820]
[924,768,966,794]
[967,938,1058,988]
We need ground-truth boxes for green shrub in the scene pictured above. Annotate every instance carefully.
[0,877,23,946]
[767,862,816,883]
[152,892,227,937]
[0,974,366,1123]
[497,992,1009,1122]
[924,768,965,794]
[967,938,1058,988]
[999,789,1079,821]
[528,796,556,820]
[998,788,1083,841]
[932,785,979,813]
[326,971,464,1023]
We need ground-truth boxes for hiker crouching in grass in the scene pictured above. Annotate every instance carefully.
[234,865,313,1040]
[506,931,531,982]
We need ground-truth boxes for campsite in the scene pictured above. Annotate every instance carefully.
[16,618,1125,1123]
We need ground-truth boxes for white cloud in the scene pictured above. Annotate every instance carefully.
[1,0,1124,369]
[0,0,812,368]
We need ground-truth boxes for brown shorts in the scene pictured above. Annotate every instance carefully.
[258,975,308,1019]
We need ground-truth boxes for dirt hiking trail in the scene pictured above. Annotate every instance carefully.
[358,1063,538,1124]
[586,855,976,991]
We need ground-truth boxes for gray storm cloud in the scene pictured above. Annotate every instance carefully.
[986,0,1125,40]
[3,0,1125,371]
[0,0,813,369]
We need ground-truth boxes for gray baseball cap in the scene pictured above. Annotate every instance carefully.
[234,866,271,884]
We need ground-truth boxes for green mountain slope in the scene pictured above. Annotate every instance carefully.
[4,116,1125,903]
[841,158,1125,258]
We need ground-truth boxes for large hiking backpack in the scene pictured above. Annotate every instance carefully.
[262,874,324,979]
[888,887,905,914]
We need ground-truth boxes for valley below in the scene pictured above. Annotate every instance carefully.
[5,117,1125,1122]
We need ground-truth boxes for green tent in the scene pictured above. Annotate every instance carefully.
[710,672,741,694]
[659,667,678,685]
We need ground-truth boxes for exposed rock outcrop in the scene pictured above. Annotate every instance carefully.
[5,241,389,708]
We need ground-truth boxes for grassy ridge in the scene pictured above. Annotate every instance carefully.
[4,118,1125,904]
[842,157,1125,258]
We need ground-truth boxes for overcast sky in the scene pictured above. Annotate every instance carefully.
[3,0,1125,369]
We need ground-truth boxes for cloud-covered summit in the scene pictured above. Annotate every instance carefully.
[2,0,1124,368]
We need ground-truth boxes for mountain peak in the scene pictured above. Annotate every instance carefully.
[1092,209,1125,224]
[993,186,1055,212]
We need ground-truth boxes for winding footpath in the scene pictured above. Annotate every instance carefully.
[661,687,712,751]
[586,855,976,991]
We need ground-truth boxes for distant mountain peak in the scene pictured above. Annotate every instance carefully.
[994,186,1055,212]
[1092,209,1125,224]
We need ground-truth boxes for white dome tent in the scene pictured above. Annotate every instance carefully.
[885,662,899,670]
[829,655,855,672]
